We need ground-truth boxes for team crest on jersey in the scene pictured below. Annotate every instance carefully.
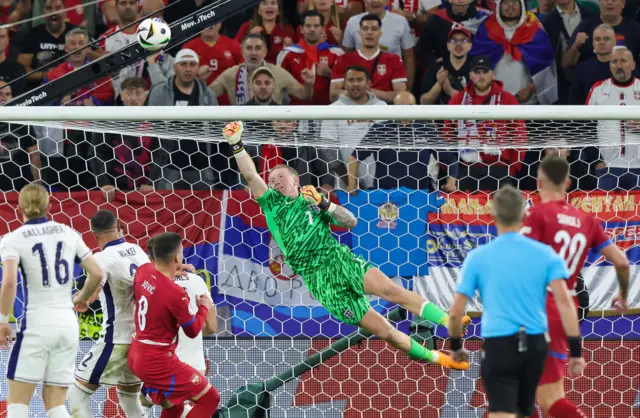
[320,56,329,64]
[377,64,387,75]
[274,36,282,44]
[224,50,232,59]
[377,203,399,229]
[190,373,201,385]
[634,91,640,100]
[268,234,299,281]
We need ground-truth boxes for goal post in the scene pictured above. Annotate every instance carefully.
[0,106,638,417]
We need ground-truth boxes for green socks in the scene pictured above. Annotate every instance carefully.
[408,338,436,363]
[420,301,448,326]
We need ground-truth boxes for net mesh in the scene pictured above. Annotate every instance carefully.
[0,115,638,418]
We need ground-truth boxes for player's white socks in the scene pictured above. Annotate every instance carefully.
[47,406,70,418]
[117,389,147,418]
[180,403,193,418]
[7,403,29,418]
[67,383,94,418]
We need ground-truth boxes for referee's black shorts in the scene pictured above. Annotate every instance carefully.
[481,333,548,416]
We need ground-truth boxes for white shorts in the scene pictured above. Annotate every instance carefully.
[75,342,141,387]
[7,326,78,387]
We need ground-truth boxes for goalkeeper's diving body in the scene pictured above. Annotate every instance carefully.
[223,121,470,370]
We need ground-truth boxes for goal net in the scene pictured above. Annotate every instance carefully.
[0,106,638,418]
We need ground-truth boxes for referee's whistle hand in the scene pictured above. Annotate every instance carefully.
[568,357,586,378]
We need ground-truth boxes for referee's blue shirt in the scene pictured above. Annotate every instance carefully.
[457,232,570,338]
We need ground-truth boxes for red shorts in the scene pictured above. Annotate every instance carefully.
[129,341,209,406]
[539,316,568,385]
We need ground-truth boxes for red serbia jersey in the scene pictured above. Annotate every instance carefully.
[132,263,207,348]
[277,41,343,105]
[183,36,243,85]
[522,200,612,317]
[331,49,407,91]
[234,22,297,64]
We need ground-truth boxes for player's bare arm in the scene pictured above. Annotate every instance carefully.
[549,279,585,377]
[301,185,358,229]
[447,293,470,363]
[73,255,105,312]
[0,258,19,347]
[599,244,631,312]
[222,121,268,199]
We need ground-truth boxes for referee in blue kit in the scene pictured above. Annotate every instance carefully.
[447,185,585,418]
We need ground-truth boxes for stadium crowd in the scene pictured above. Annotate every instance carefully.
[1,0,640,195]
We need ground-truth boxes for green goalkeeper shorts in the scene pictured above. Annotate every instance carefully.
[304,245,372,325]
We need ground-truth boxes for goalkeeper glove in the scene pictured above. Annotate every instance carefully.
[222,121,245,155]
[300,185,335,212]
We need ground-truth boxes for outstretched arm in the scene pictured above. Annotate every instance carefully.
[223,122,268,199]
[300,186,358,229]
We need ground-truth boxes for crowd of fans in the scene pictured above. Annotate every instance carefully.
[1,0,640,197]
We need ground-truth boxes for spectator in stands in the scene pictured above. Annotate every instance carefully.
[91,77,156,202]
[97,0,141,96]
[443,56,527,192]
[297,0,345,45]
[0,27,26,96]
[349,91,458,192]
[388,0,440,33]
[299,0,364,22]
[1,0,31,29]
[416,0,490,68]
[18,0,78,89]
[587,47,640,190]
[330,14,407,103]
[278,10,344,105]
[0,80,41,191]
[183,23,242,105]
[532,0,556,18]
[146,49,235,190]
[235,0,296,64]
[542,0,598,104]
[420,27,472,105]
[145,51,176,87]
[46,28,115,106]
[211,33,315,105]
[321,65,386,191]
[562,0,640,70]
[569,24,617,104]
[471,0,558,104]
[342,0,416,89]
[246,66,279,105]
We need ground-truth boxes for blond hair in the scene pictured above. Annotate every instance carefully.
[19,183,49,219]
[309,0,340,30]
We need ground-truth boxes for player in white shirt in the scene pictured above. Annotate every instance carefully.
[67,210,150,418]
[0,184,104,418]
[140,238,217,418]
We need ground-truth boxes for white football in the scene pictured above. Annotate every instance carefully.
[136,18,171,51]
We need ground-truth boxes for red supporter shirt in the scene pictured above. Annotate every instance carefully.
[277,40,343,105]
[331,49,407,91]
[183,35,243,105]
[234,22,297,64]
[46,60,114,104]
[132,263,207,349]
[296,0,363,8]
[522,200,612,318]
[65,0,86,26]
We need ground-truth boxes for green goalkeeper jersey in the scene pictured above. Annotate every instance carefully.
[257,188,342,277]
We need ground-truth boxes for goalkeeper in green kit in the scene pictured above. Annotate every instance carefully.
[223,121,470,370]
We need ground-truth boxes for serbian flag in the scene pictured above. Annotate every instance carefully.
[471,12,558,104]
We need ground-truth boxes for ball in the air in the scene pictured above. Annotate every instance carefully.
[136,18,171,51]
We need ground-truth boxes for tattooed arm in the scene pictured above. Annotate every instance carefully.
[329,205,358,229]
[300,185,358,229]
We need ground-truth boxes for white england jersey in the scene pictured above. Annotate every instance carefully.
[175,273,210,372]
[0,218,92,329]
[95,238,150,344]
[587,77,640,169]
[101,26,142,96]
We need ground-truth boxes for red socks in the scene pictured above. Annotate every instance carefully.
[187,387,220,417]
[160,403,185,418]
[549,398,588,418]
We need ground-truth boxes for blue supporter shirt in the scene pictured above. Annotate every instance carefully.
[336,188,444,277]
[456,232,570,338]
